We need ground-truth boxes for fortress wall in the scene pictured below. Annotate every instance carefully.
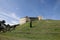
[20,18,26,25]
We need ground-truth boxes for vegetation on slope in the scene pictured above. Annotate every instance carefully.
[0,20,60,40]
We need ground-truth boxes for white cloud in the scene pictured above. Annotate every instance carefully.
[0,11,20,25]
[11,21,19,24]
[10,13,20,20]
[5,20,19,25]
[0,12,20,20]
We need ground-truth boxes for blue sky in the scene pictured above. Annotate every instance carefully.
[0,0,60,25]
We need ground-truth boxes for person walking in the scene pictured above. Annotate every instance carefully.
[30,20,32,28]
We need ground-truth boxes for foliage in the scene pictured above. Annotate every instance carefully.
[0,20,60,40]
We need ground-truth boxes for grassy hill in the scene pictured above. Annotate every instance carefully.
[0,20,60,40]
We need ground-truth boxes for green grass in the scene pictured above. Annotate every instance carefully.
[0,20,60,40]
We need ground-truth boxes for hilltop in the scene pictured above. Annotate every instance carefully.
[0,20,60,40]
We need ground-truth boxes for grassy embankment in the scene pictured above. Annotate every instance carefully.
[0,20,60,40]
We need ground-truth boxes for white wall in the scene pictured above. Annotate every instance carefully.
[20,18,26,25]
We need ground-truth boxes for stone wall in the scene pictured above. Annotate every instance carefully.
[20,16,43,25]
[38,16,42,21]
[20,18,26,25]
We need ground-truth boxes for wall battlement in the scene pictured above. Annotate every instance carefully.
[20,16,42,25]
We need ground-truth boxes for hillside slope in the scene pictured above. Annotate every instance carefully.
[0,20,60,40]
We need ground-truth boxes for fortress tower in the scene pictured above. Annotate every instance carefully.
[38,16,42,21]
[20,16,43,25]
